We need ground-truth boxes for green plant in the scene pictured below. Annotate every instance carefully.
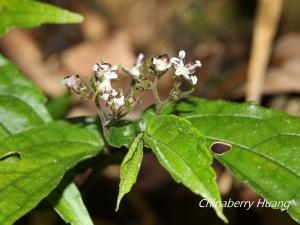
[0,1,299,225]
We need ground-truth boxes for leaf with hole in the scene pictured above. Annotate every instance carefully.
[177,98,300,223]
[0,121,103,225]
[0,55,99,225]
[143,115,227,222]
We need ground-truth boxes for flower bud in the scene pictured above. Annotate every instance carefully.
[123,53,144,79]
[62,75,81,92]
[152,54,172,72]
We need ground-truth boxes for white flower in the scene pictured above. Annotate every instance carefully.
[170,50,202,85]
[152,54,172,72]
[112,95,125,108]
[190,75,198,85]
[94,63,119,80]
[179,50,186,59]
[93,63,100,72]
[123,53,144,79]
[111,89,118,97]
[97,77,123,104]
[101,93,110,101]
[99,87,120,103]
[106,92,126,111]
[97,79,112,93]
[62,75,80,89]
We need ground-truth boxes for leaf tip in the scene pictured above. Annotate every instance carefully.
[220,214,229,224]
[73,13,84,23]
[115,198,121,212]
[213,208,228,224]
[64,12,84,24]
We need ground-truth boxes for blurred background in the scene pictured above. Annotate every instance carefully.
[1,0,300,224]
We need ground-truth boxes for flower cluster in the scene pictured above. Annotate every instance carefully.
[62,50,201,122]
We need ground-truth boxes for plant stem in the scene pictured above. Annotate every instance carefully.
[151,79,164,115]
[181,88,194,97]
[94,98,109,143]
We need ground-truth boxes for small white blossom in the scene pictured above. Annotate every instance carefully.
[99,87,120,104]
[112,95,125,109]
[94,63,119,80]
[111,89,118,97]
[152,54,172,72]
[123,53,144,79]
[101,93,110,101]
[106,92,126,112]
[97,73,125,106]
[190,75,198,85]
[97,79,112,93]
[62,75,81,89]
[170,50,202,85]
[179,50,186,59]
[93,63,100,72]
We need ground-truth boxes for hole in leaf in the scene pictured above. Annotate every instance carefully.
[210,142,232,155]
[0,151,22,162]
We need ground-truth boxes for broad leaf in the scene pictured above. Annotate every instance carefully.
[0,54,51,134]
[48,182,94,225]
[0,121,103,225]
[116,133,143,211]
[177,98,300,223]
[108,121,140,148]
[0,0,83,36]
[0,36,94,225]
[143,115,227,223]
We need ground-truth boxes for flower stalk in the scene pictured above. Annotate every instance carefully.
[94,98,109,143]
[150,78,164,115]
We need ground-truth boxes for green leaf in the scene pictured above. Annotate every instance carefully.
[116,133,143,211]
[0,55,97,224]
[46,94,72,120]
[48,182,94,225]
[0,54,52,134]
[67,117,105,144]
[108,121,140,148]
[0,121,103,225]
[143,115,227,223]
[177,98,300,223]
[0,0,83,36]
[140,102,175,121]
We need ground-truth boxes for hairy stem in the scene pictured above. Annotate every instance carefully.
[151,79,164,115]
[94,98,109,143]
[181,88,194,97]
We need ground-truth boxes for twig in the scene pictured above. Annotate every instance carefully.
[246,0,283,103]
